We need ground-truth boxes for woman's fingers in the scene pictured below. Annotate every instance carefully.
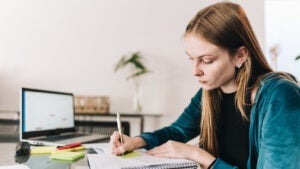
[110,131,122,154]
[110,131,131,155]
[147,142,170,155]
[110,131,120,145]
[147,141,191,159]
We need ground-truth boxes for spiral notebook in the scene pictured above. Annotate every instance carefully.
[87,144,198,169]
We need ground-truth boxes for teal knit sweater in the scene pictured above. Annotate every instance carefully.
[140,73,300,169]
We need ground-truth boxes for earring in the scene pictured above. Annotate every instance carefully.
[236,64,242,69]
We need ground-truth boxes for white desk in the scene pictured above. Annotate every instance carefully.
[0,143,16,166]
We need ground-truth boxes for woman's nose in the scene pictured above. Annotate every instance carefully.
[193,63,204,76]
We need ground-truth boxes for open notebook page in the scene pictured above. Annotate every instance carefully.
[87,143,198,169]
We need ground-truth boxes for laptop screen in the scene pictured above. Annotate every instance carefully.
[21,88,75,139]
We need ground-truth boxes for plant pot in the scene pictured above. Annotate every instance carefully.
[132,79,142,113]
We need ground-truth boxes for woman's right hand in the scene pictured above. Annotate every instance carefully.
[109,131,147,155]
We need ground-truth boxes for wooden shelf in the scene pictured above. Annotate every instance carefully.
[75,113,162,134]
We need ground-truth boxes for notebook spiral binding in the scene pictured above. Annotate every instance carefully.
[121,162,198,169]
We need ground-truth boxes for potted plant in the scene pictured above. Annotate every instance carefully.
[114,51,150,113]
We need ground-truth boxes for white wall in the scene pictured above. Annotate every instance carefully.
[265,0,300,79]
[0,0,264,129]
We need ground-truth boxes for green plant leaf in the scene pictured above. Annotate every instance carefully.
[295,55,300,61]
[126,69,150,80]
[114,51,150,80]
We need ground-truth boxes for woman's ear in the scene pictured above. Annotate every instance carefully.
[234,46,248,69]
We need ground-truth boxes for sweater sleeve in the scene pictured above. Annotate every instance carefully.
[212,158,239,169]
[139,89,202,150]
[255,80,300,169]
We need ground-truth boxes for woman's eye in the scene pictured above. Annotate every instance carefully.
[188,57,194,62]
[202,58,213,64]
[188,56,213,64]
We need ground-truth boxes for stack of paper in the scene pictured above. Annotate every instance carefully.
[0,164,30,169]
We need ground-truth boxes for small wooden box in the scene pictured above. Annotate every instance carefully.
[74,96,110,114]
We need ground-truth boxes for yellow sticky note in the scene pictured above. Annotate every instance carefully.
[50,151,85,161]
[30,146,57,154]
[119,151,142,158]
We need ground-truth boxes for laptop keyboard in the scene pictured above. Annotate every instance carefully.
[41,133,86,142]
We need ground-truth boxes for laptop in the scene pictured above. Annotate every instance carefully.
[20,87,109,146]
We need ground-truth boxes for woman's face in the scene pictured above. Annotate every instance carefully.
[184,34,238,93]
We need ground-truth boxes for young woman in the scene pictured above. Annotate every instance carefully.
[110,2,300,169]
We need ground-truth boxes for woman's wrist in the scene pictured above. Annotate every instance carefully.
[132,137,147,149]
[189,146,216,169]
[207,158,217,169]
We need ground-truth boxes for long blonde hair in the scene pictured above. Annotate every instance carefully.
[185,2,272,156]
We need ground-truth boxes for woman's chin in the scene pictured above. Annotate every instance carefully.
[200,84,217,91]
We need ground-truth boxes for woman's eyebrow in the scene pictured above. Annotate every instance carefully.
[185,51,214,58]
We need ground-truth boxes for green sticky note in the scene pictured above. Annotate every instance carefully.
[50,151,85,161]
[119,151,142,158]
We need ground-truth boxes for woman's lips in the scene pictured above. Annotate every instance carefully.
[198,80,207,84]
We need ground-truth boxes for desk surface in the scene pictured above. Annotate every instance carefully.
[0,142,92,169]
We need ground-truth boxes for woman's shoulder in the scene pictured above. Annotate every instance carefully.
[191,88,203,104]
[259,72,298,89]
[253,72,300,118]
[257,72,299,100]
